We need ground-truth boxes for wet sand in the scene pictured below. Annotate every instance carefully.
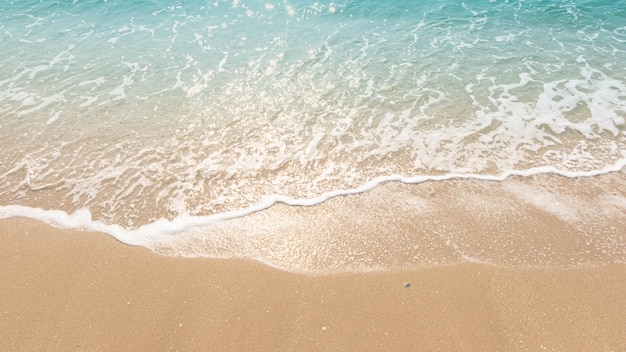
[1,215,625,351]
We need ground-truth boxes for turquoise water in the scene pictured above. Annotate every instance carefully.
[1,0,625,239]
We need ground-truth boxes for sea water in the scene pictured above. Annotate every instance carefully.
[1,0,625,270]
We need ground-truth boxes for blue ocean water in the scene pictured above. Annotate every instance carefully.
[1,0,625,242]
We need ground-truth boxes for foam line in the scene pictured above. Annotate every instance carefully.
[1,160,625,248]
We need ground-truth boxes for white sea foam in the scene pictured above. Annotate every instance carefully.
[2,160,625,248]
[1,0,626,270]
[3,162,626,273]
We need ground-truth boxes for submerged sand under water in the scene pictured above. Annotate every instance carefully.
[3,0,626,233]
[1,168,624,273]
[156,169,626,273]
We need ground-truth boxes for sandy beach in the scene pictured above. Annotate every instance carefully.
[3,1,626,350]
[2,212,625,351]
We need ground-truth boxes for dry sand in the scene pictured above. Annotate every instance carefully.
[1,215,625,351]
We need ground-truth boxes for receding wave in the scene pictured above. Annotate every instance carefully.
[1,0,625,272]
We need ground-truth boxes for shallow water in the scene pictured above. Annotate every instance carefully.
[1,0,625,270]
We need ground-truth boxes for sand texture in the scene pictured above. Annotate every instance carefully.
[1,216,625,351]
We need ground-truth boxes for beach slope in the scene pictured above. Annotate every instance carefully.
[1,217,625,351]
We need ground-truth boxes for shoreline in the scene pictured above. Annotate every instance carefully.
[154,169,626,272]
[2,171,626,350]
[2,2,626,349]
[1,168,625,273]
[3,162,626,245]
[2,217,626,351]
